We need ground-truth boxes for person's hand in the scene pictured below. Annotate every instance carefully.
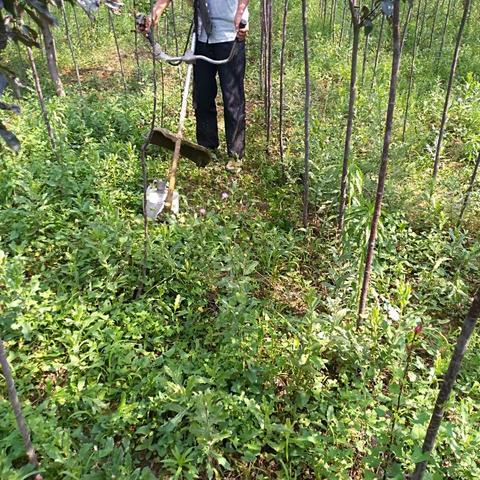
[145,15,153,33]
[137,14,153,36]
[236,21,249,41]
[139,5,163,37]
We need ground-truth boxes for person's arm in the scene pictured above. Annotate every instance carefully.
[234,0,250,40]
[141,0,171,33]
[234,0,249,28]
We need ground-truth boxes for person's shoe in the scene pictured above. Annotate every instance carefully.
[225,153,243,174]
[208,148,220,159]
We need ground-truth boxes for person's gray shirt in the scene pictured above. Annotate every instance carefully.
[197,0,249,44]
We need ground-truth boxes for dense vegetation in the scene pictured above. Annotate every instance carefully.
[1,0,479,478]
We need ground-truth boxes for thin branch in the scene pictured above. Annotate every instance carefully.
[411,290,480,479]
[0,338,42,477]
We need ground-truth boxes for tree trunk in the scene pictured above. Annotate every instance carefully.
[411,290,480,479]
[266,0,273,147]
[402,0,422,141]
[39,12,65,97]
[0,338,41,474]
[357,0,402,322]
[136,26,159,298]
[339,0,347,45]
[260,0,273,148]
[428,0,442,48]
[72,2,82,42]
[400,0,413,53]
[458,151,480,223]
[60,0,82,93]
[302,0,311,227]
[322,0,328,30]
[279,0,289,172]
[360,0,374,86]
[26,46,56,151]
[437,0,453,65]
[416,0,428,47]
[432,0,471,181]
[338,9,360,232]
[133,0,142,81]
[330,0,338,38]
[371,14,385,89]
[170,1,179,56]
[108,9,127,93]
[259,0,264,97]
[381,328,421,477]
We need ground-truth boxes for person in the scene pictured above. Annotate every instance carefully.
[143,0,250,172]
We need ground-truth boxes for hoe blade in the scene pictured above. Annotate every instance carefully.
[150,128,212,167]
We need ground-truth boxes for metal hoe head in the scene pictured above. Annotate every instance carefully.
[150,128,212,167]
[136,12,244,218]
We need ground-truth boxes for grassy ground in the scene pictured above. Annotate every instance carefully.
[1,1,480,479]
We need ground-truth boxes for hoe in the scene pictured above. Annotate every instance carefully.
[136,13,245,217]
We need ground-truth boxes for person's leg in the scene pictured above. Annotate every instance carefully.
[193,42,219,150]
[217,41,246,159]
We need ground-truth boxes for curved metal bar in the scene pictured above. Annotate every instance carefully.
[136,13,242,66]
[151,35,239,65]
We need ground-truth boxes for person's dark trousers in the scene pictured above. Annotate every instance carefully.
[193,40,246,158]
